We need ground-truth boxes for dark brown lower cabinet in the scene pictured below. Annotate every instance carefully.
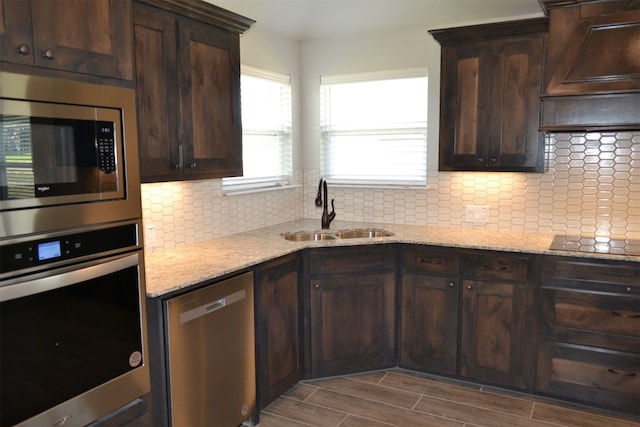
[460,279,529,388]
[254,254,304,409]
[399,246,533,390]
[307,245,396,377]
[400,246,460,374]
[536,255,640,416]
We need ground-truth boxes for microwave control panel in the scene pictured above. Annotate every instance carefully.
[97,121,116,173]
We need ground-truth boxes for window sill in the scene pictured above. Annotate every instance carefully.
[222,184,302,196]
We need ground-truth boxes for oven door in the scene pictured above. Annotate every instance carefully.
[0,252,150,427]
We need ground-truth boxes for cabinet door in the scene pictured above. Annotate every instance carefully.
[33,0,133,79]
[178,19,243,179]
[133,3,181,181]
[309,272,396,376]
[460,280,528,388]
[439,42,492,170]
[400,273,458,374]
[254,255,303,409]
[0,0,34,66]
[489,37,544,171]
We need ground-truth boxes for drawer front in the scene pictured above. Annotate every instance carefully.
[540,256,640,290]
[541,286,640,352]
[401,246,460,275]
[461,252,530,282]
[536,342,640,415]
[308,245,396,275]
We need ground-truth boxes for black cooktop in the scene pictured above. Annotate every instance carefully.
[550,235,640,256]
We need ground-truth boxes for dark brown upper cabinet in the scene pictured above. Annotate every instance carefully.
[430,18,548,172]
[133,0,253,182]
[0,0,133,81]
[539,0,640,131]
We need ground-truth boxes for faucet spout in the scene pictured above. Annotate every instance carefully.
[317,178,336,229]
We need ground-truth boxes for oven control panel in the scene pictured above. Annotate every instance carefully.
[1,224,138,275]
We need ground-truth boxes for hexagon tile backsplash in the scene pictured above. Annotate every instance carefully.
[142,131,639,251]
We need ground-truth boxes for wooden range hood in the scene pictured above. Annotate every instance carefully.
[538,0,640,131]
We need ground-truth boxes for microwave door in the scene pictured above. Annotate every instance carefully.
[30,119,99,197]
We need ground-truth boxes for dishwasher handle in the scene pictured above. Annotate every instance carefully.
[179,289,246,324]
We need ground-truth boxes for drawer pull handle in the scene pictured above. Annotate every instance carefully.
[611,311,640,319]
[481,264,508,271]
[607,368,637,377]
[417,257,442,265]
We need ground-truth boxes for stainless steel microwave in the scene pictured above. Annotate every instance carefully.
[0,72,141,238]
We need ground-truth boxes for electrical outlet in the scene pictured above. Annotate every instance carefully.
[465,205,489,223]
[144,224,156,247]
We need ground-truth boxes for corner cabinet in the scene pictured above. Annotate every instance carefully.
[254,254,304,410]
[535,255,640,416]
[133,0,254,182]
[430,18,548,172]
[539,0,640,131]
[307,245,396,377]
[399,245,534,390]
[0,0,133,81]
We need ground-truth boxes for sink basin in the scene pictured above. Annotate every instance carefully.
[281,228,393,241]
[281,231,338,241]
[335,228,394,239]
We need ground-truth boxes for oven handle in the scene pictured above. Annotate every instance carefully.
[0,252,140,302]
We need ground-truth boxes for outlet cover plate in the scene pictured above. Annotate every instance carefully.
[465,205,489,223]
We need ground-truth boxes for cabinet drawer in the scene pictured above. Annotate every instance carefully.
[536,341,640,415]
[308,245,396,275]
[461,252,530,282]
[401,246,460,275]
[540,256,640,289]
[541,286,640,352]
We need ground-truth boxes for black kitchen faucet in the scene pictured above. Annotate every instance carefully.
[315,177,336,229]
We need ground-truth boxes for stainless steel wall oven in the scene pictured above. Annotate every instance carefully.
[1,72,150,427]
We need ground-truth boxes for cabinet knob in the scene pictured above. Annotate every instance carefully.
[466,285,472,290]
[174,163,182,169]
[476,157,484,163]
[311,280,321,290]
[42,48,55,60]
[448,282,455,288]
[17,43,31,55]
[188,162,197,169]
[490,156,497,163]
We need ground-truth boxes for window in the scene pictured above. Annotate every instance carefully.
[223,65,292,193]
[320,68,428,187]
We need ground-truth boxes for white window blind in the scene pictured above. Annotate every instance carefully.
[223,65,292,193]
[320,68,428,187]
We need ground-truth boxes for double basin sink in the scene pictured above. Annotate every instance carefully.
[281,228,393,241]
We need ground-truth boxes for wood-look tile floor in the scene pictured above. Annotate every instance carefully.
[256,368,640,427]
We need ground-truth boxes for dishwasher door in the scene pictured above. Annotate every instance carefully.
[166,272,255,427]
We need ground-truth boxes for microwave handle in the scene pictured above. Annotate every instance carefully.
[0,253,139,302]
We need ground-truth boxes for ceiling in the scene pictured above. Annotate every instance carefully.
[207,0,545,42]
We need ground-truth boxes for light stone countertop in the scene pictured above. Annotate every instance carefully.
[144,218,639,297]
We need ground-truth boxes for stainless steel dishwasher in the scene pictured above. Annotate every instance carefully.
[166,272,255,427]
